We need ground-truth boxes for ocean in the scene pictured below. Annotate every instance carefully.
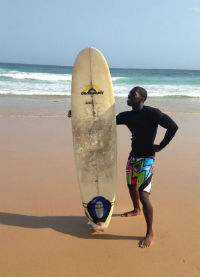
[0,62,200,98]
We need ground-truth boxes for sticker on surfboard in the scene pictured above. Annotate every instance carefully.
[85,196,111,224]
[81,84,104,95]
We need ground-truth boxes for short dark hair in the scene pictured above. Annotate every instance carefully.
[130,86,147,101]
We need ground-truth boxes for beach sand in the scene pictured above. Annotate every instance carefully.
[0,96,200,276]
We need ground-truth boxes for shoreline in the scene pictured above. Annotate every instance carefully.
[0,94,200,116]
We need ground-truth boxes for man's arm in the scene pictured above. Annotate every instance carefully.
[116,112,127,125]
[156,112,178,151]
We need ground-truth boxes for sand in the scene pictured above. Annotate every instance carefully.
[0,96,200,276]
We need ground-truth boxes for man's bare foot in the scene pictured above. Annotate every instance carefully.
[139,233,155,248]
[120,209,141,217]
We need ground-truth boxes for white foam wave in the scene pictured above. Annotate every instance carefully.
[0,82,200,97]
[112,77,124,82]
[0,90,71,96]
[0,71,72,82]
[113,84,200,98]
[143,84,200,97]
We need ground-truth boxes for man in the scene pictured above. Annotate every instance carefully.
[68,86,178,248]
[116,86,178,248]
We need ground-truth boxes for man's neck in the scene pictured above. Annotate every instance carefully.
[132,103,144,111]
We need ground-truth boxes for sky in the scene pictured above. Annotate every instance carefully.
[0,0,200,69]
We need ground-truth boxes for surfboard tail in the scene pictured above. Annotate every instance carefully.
[83,196,115,229]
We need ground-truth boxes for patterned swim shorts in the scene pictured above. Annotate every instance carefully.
[126,153,155,193]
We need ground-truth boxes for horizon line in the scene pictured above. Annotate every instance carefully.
[0,61,199,71]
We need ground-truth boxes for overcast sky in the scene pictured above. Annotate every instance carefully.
[0,0,200,69]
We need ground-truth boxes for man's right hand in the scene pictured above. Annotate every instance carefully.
[68,110,72,118]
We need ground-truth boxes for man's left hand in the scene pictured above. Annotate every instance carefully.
[153,144,161,152]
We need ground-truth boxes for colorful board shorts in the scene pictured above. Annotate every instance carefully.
[126,153,155,193]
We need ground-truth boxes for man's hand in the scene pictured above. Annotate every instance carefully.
[153,144,161,152]
[68,110,72,118]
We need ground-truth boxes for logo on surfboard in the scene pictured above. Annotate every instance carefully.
[86,196,112,224]
[81,84,104,95]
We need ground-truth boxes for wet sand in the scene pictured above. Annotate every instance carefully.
[0,96,200,276]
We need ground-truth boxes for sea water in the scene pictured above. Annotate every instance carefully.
[0,62,200,98]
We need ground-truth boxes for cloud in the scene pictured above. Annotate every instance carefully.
[191,7,200,13]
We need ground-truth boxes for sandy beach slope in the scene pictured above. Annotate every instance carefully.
[0,96,200,276]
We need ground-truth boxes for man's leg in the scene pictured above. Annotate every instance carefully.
[121,153,141,217]
[121,185,141,217]
[139,191,155,247]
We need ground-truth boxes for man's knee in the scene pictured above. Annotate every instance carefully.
[139,191,150,205]
[128,184,138,192]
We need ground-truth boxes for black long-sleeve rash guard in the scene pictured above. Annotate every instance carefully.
[116,106,178,158]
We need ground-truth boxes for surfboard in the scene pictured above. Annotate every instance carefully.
[71,47,117,229]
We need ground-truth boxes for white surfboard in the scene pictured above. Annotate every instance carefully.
[71,47,117,229]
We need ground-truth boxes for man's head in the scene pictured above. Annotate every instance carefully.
[127,86,147,107]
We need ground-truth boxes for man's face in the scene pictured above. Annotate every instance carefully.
[127,91,143,106]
